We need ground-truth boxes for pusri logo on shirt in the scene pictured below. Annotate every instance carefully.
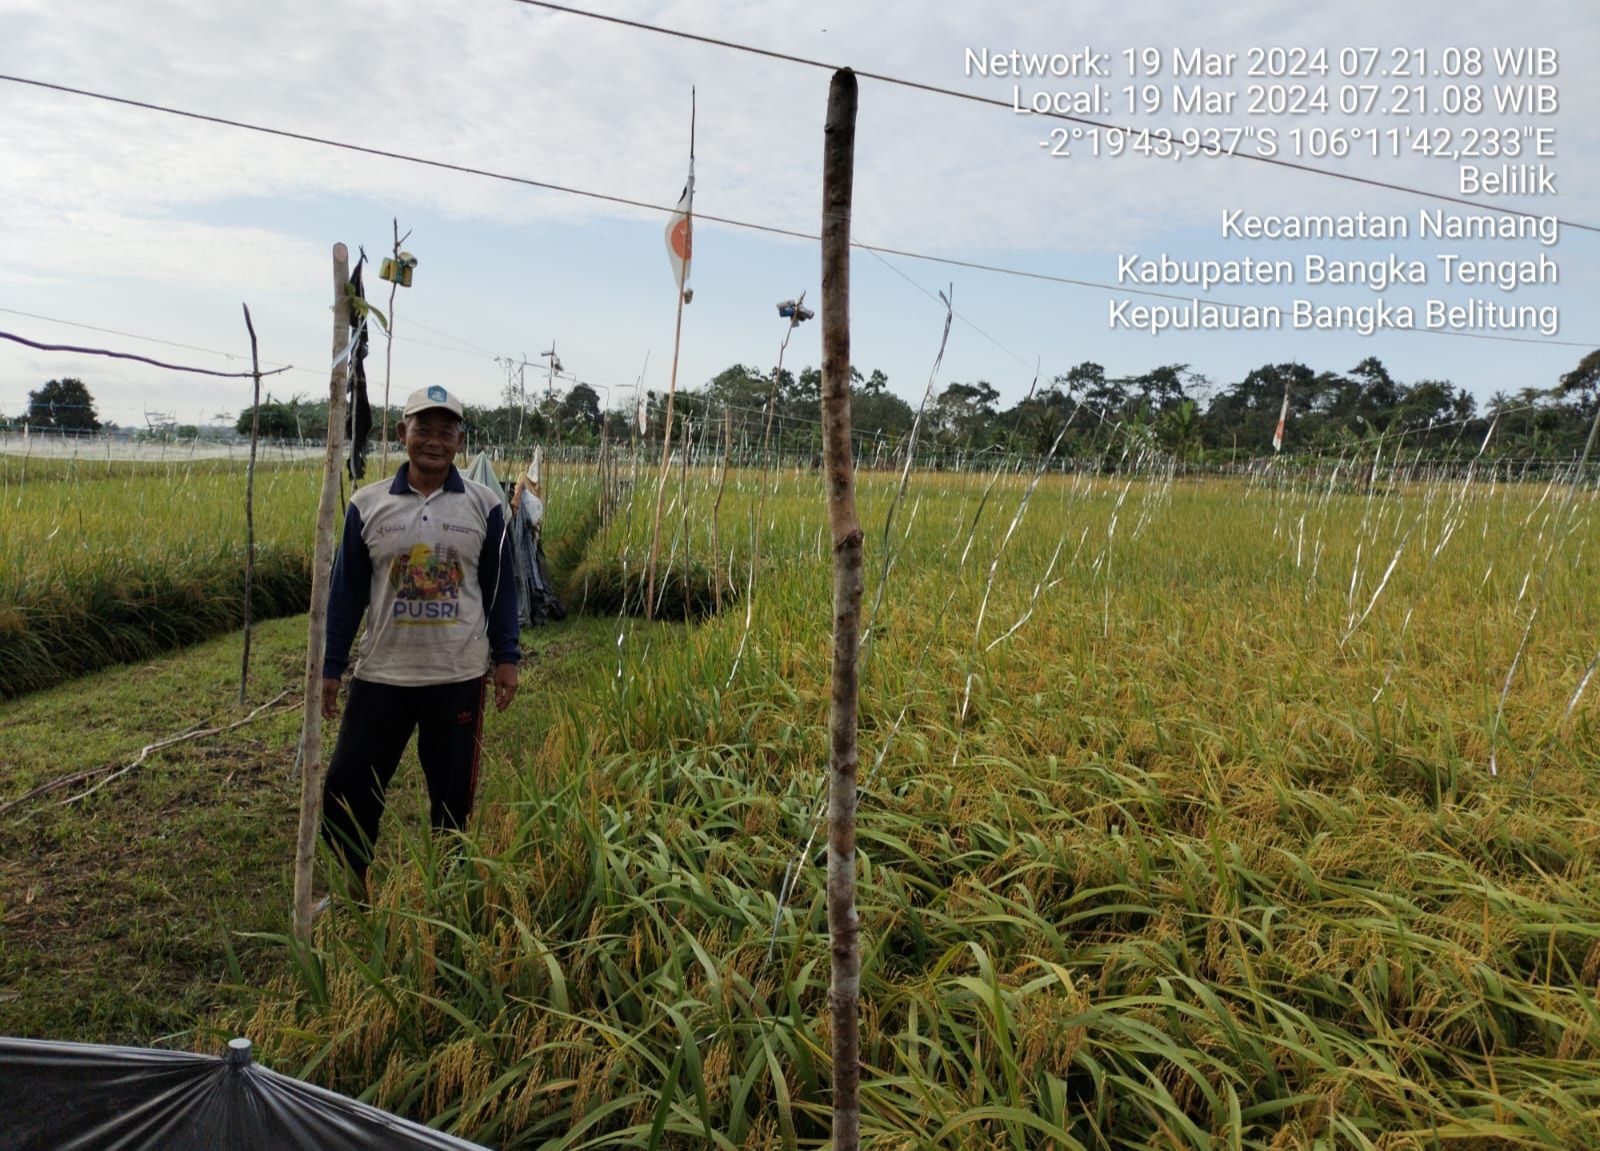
[388,543,464,623]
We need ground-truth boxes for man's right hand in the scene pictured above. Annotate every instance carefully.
[321,677,343,720]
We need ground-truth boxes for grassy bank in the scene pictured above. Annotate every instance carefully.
[0,611,616,1043]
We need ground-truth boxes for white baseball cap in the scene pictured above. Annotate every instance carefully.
[402,385,464,419]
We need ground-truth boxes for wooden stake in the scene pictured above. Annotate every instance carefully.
[380,218,407,476]
[710,404,731,614]
[596,418,607,522]
[820,67,862,1151]
[293,243,352,942]
[645,289,686,620]
[751,299,803,601]
[679,414,692,620]
[240,303,262,707]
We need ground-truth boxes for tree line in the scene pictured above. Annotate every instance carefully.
[623,350,1600,464]
[13,348,1599,463]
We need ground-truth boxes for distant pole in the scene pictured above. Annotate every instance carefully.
[293,243,352,942]
[753,294,807,597]
[820,67,862,1151]
[646,292,687,621]
[598,411,611,523]
[647,91,695,621]
[380,218,402,475]
[240,303,263,706]
[711,404,731,613]
[678,414,692,620]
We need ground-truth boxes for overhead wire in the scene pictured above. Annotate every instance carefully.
[1,72,1592,352]
[0,296,1572,459]
[0,329,294,378]
[510,0,1600,235]
[0,74,1196,302]
[0,305,295,370]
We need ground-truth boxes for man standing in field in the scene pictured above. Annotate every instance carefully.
[319,385,520,903]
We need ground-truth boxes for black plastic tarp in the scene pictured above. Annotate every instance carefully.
[0,1036,491,1151]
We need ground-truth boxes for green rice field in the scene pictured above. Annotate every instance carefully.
[6,444,1600,1148]
[0,456,318,697]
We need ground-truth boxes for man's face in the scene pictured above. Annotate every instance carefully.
[400,409,464,473]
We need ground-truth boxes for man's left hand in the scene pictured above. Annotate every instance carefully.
[492,662,519,712]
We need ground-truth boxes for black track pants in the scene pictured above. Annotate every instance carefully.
[320,676,487,885]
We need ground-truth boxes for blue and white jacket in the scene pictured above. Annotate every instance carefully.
[323,463,520,686]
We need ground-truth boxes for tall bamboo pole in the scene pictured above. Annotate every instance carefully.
[293,243,352,941]
[646,292,687,621]
[646,93,695,621]
[820,67,862,1151]
[240,304,262,706]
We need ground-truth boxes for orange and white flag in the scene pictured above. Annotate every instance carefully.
[1272,391,1289,452]
[664,158,694,303]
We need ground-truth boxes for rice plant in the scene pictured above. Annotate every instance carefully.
[224,449,1600,1148]
[0,456,320,697]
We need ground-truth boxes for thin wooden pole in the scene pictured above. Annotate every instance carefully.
[820,67,862,1151]
[752,302,802,599]
[710,404,731,614]
[597,415,609,523]
[293,243,352,942]
[380,218,405,476]
[240,303,262,706]
[647,94,695,620]
[678,414,692,619]
[645,290,686,620]
[630,396,642,525]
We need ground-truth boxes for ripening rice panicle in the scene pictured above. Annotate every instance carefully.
[122,446,1599,1149]
[1,457,320,696]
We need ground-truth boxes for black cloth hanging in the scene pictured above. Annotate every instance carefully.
[0,1036,491,1151]
[346,253,373,480]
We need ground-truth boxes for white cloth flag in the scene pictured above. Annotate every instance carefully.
[1272,392,1289,453]
[664,159,694,301]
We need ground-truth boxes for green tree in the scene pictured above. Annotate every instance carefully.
[1395,379,1462,429]
[1000,382,1076,455]
[1130,363,1191,416]
[785,366,822,407]
[236,395,328,440]
[705,363,775,441]
[1157,399,1203,461]
[934,380,999,446]
[1559,350,1600,417]
[1350,356,1400,424]
[851,389,916,443]
[27,378,101,432]
[1203,362,1316,451]
[1066,362,1124,417]
[557,383,602,436]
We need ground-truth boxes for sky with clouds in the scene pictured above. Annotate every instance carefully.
[1,0,1596,430]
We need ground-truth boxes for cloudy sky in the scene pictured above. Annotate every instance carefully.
[1,0,1596,430]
